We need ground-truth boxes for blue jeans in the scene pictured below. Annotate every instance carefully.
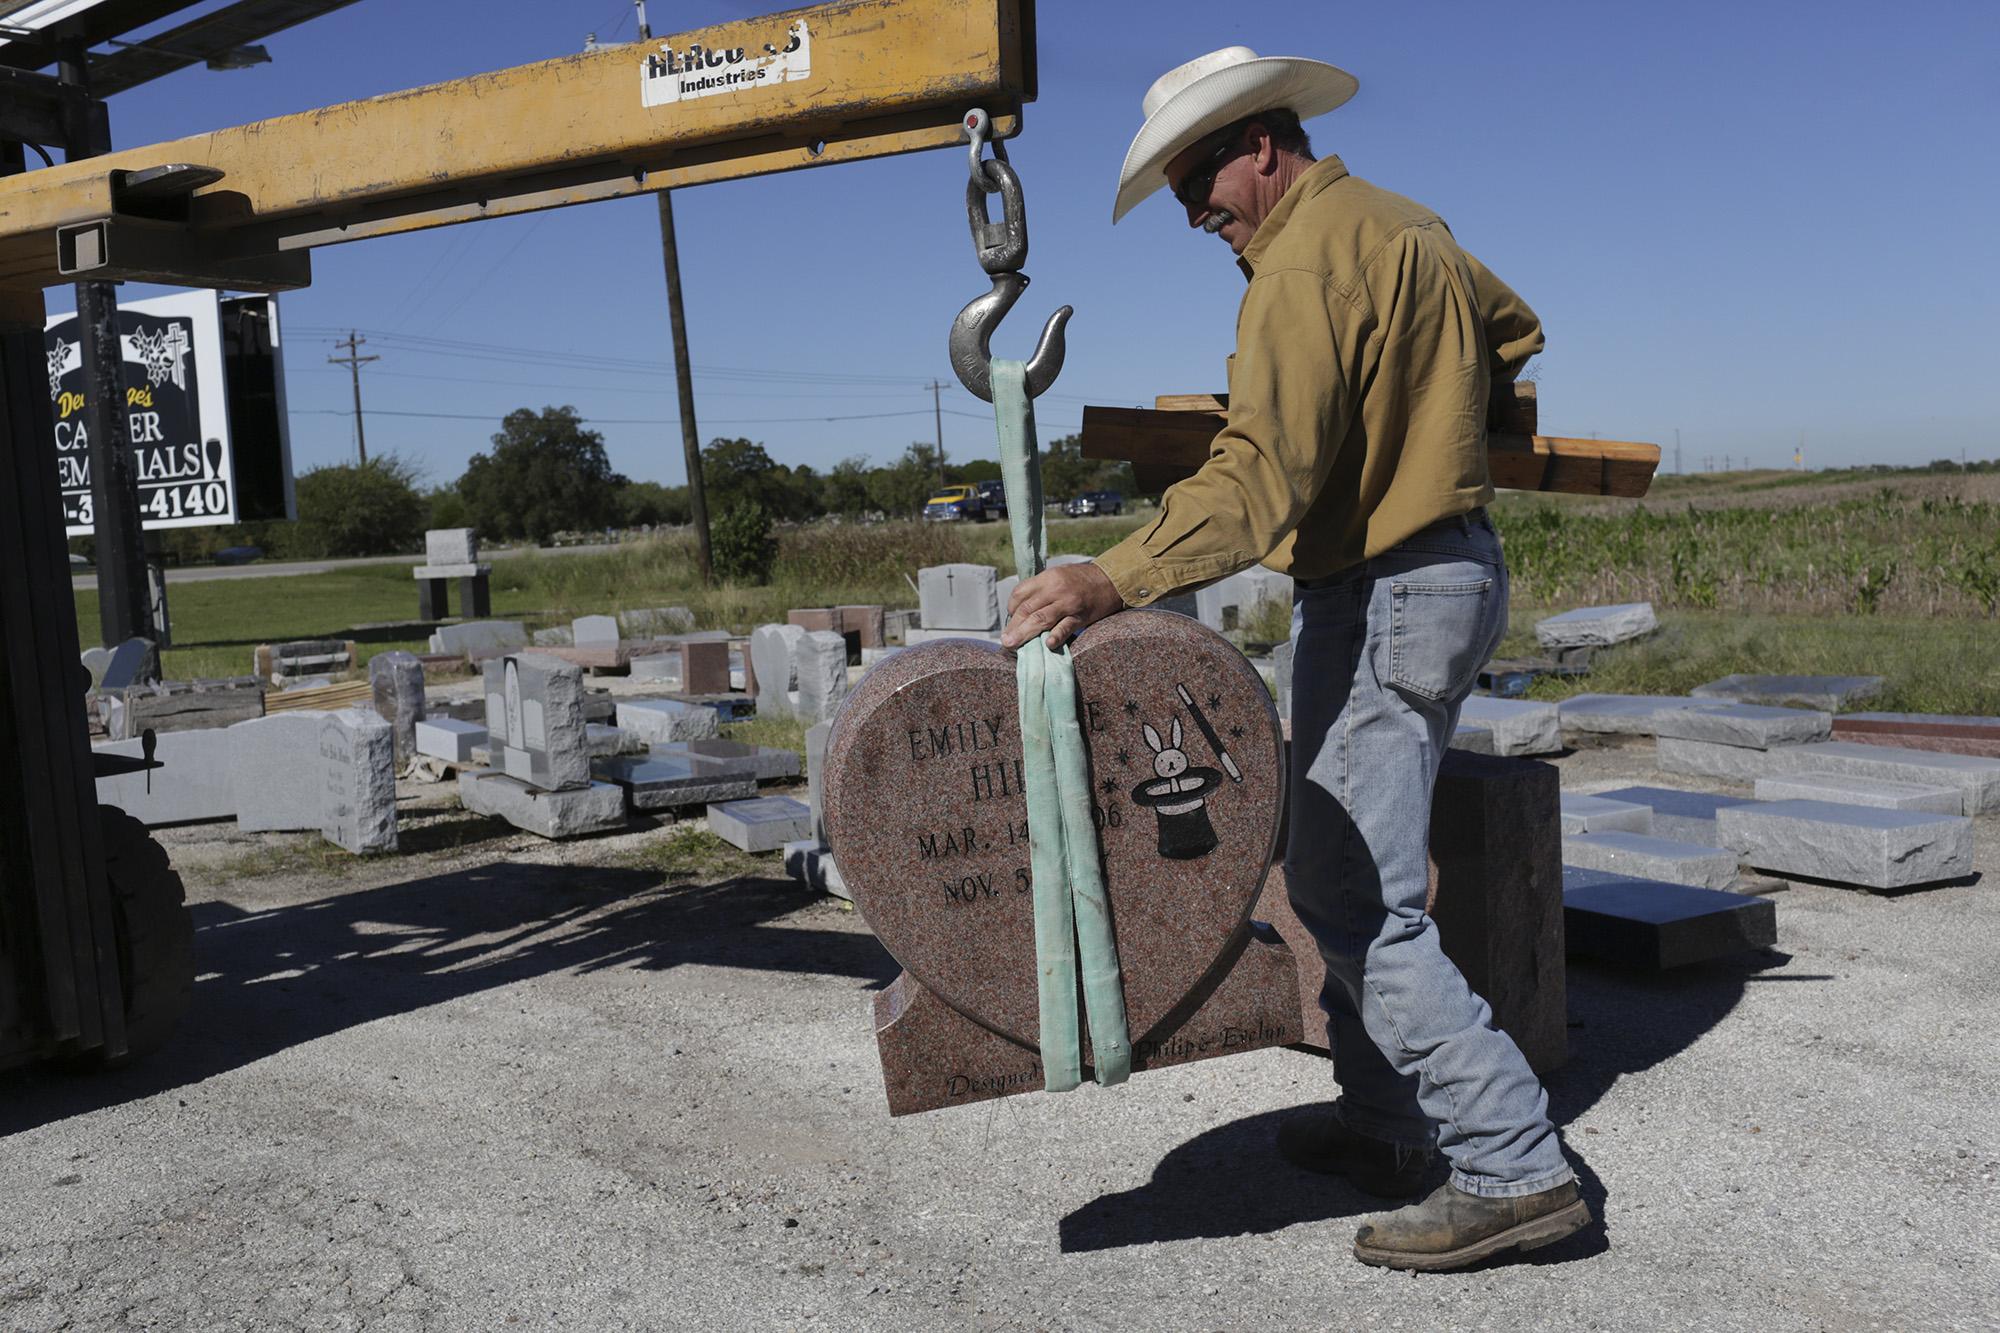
[1282,512,1572,1199]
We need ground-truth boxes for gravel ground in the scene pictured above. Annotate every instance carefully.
[3,742,1997,1332]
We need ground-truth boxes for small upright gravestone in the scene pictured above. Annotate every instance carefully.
[749,623,805,717]
[793,630,849,723]
[917,563,1000,631]
[369,651,426,761]
[823,610,1301,1116]
[321,709,397,853]
[499,653,590,790]
[681,640,731,694]
[573,615,619,646]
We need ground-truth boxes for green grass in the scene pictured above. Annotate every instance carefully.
[617,823,764,882]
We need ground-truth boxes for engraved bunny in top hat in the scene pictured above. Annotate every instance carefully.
[1131,713,1223,860]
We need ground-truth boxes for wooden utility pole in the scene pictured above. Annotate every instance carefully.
[932,379,946,483]
[328,331,377,463]
[656,190,713,583]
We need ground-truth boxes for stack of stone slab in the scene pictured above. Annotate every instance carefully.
[1534,602,1657,649]
[1654,702,1832,781]
[458,653,624,838]
[1457,696,1562,756]
[429,620,528,660]
[910,563,1002,642]
[414,528,491,619]
[1661,731,2000,816]
[254,639,357,686]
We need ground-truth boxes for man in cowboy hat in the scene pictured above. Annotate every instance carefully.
[1000,47,1588,1272]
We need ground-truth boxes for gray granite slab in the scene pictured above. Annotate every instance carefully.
[572,614,619,646]
[1591,786,1758,845]
[1559,794,1654,836]
[1691,674,1885,711]
[806,720,831,844]
[532,626,574,648]
[585,723,644,757]
[653,739,800,781]
[432,620,527,658]
[1558,694,1714,736]
[1534,602,1658,649]
[425,528,478,565]
[1771,741,2000,815]
[415,717,486,763]
[1458,696,1561,755]
[707,795,812,852]
[1751,772,1964,814]
[629,654,681,683]
[1715,800,1973,890]
[1656,736,1785,783]
[616,697,721,743]
[1562,867,1777,969]
[783,839,849,900]
[228,712,331,832]
[410,563,487,580]
[1560,830,1740,889]
[458,771,625,838]
[1655,703,1832,749]
[497,654,590,790]
[794,630,851,723]
[593,754,756,810]
[1449,723,1497,755]
[320,709,397,853]
[95,729,235,825]
[369,650,426,761]
[918,563,1000,631]
[620,606,695,637]
[99,637,155,691]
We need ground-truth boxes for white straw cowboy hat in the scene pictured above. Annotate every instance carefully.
[1113,46,1358,222]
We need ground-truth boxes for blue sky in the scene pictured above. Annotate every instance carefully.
[77,0,2000,487]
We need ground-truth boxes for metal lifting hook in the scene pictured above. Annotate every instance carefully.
[949,108,1071,403]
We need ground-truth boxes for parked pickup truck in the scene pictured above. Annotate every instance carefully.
[923,484,987,522]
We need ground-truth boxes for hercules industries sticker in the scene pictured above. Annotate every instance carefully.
[640,18,810,108]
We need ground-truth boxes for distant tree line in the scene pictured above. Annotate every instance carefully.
[97,404,1138,564]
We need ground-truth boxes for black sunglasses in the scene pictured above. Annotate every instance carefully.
[1172,132,1243,210]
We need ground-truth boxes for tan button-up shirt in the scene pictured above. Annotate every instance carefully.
[1094,155,1543,604]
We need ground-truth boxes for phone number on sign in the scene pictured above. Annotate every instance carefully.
[62,480,229,527]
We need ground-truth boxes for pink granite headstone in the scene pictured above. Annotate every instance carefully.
[824,609,1301,1115]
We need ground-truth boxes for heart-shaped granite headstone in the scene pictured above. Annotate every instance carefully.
[824,610,1283,1052]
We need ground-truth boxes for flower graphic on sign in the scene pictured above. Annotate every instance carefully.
[46,336,70,400]
[129,324,190,390]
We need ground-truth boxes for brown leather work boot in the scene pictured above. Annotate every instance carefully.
[1275,1107,1432,1198]
[1352,1179,1589,1272]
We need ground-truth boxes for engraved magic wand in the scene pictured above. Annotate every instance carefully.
[1175,683,1242,783]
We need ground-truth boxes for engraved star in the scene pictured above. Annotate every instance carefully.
[1115,748,1133,767]
[1122,699,1139,716]
[1228,724,1245,740]
[1099,777,1117,795]
[1207,691,1223,710]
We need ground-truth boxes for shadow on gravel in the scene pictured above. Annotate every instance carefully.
[1065,947,1818,1257]
[0,864,896,1137]
[1060,1107,1377,1252]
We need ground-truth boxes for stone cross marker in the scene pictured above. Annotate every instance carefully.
[823,610,1301,1116]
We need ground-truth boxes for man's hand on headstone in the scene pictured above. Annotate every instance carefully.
[1001,561,1126,652]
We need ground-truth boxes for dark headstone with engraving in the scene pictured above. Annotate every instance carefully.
[1256,749,1567,1073]
[825,609,1301,1116]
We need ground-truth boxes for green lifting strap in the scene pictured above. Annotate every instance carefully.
[991,358,1131,1091]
